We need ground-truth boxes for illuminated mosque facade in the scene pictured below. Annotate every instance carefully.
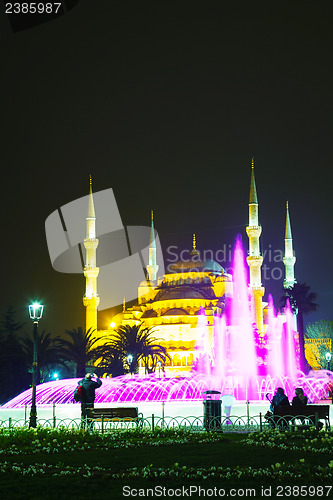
[83,164,300,375]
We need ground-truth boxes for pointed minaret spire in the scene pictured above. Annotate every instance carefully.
[246,159,265,333]
[249,157,258,205]
[285,201,292,239]
[83,176,100,332]
[149,210,156,248]
[87,175,96,237]
[283,201,296,289]
[146,210,159,282]
[190,233,199,256]
[123,297,126,312]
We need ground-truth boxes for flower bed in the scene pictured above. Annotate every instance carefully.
[0,459,332,482]
[0,426,225,455]
[242,426,333,454]
[0,426,332,493]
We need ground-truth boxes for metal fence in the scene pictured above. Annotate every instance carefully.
[0,413,328,433]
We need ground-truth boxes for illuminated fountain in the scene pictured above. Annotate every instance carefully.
[3,237,333,409]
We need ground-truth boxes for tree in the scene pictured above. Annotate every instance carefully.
[305,320,333,370]
[281,282,319,373]
[62,327,101,378]
[0,306,28,403]
[20,330,70,384]
[1,305,25,335]
[98,324,169,376]
[96,349,125,378]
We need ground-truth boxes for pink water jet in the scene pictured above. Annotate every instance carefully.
[190,236,328,402]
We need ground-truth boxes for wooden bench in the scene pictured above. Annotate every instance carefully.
[85,407,143,430]
[273,405,330,430]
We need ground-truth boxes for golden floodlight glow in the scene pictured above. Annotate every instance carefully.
[110,321,116,329]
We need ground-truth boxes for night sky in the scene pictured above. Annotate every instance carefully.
[1,2,332,336]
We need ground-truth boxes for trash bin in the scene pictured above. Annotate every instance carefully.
[203,390,222,431]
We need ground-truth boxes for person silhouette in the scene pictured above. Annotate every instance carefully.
[77,373,102,428]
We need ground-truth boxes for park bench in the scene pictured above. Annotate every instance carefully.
[85,407,143,431]
[272,405,330,430]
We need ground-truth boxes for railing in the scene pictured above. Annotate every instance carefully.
[0,414,272,432]
[0,412,330,433]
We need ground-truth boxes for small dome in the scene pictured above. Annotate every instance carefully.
[155,286,216,301]
[139,279,154,288]
[141,309,158,318]
[162,308,189,316]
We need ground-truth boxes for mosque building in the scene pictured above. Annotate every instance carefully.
[82,163,309,376]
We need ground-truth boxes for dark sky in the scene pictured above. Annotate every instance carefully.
[0,1,332,335]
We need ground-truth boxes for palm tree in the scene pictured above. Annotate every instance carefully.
[96,349,125,378]
[63,327,101,378]
[98,324,169,376]
[281,282,319,373]
[20,330,70,384]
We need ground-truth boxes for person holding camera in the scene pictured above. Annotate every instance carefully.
[78,372,102,426]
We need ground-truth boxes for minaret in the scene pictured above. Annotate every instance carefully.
[146,210,159,282]
[283,201,296,289]
[246,158,265,333]
[83,176,100,332]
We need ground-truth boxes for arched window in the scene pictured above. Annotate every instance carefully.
[172,354,181,367]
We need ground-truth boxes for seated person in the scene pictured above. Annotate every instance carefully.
[269,387,290,428]
[292,387,308,407]
[270,387,290,411]
[291,387,321,428]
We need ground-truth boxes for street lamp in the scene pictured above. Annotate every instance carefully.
[28,302,43,428]
[325,351,332,371]
[127,354,133,375]
[157,361,162,379]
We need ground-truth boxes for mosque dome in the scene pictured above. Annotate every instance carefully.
[168,234,223,276]
[169,258,223,275]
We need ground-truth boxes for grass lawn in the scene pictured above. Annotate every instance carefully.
[0,428,332,499]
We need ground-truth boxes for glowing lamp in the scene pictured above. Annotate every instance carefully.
[28,301,44,428]
[325,352,332,362]
[110,322,116,329]
[29,303,44,322]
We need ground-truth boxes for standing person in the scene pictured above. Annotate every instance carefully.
[78,373,102,427]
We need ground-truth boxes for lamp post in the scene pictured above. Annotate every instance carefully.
[127,354,133,375]
[28,302,43,428]
[157,361,162,379]
[325,351,332,371]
